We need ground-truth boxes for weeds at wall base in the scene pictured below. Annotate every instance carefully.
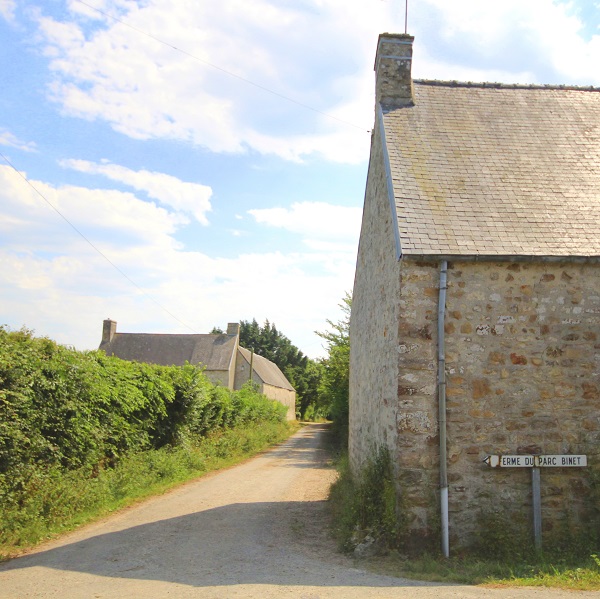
[328,447,600,590]
[328,446,407,554]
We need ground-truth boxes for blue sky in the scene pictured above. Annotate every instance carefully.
[1,0,599,357]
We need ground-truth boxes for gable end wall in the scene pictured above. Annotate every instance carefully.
[262,384,296,421]
[349,120,401,474]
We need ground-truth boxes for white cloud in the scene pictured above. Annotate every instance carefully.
[10,0,600,362]
[417,0,579,46]
[412,0,600,85]
[0,165,353,357]
[0,130,37,152]
[0,165,185,255]
[0,0,15,22]
[30,0,600,170]
[60,159,213,224]
[34,0,392,164]
[413,48,537,85]
[248,201,362,243]
[303,239,358,253]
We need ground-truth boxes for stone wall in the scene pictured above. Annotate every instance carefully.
[234,355,253,390]
[394,260,440,544]
[444,260,600,547]
[234,354,296,420]
[349,117,401,473]
[262,384,296,421]
[394,259,600,549]
[204,369,232,389]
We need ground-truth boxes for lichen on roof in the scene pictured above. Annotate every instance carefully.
[382,81,600,258]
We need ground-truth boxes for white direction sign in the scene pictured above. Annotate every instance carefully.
[484,453,588,551]
[484,454,587,468]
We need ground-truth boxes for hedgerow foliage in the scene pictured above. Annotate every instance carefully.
[0,325,286,486]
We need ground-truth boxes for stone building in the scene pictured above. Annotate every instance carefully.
[100,320,296,420]
[350,33,600,553]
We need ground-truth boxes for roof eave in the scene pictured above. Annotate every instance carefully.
[400,253,600,264]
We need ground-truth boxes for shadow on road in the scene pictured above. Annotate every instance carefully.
[0,502,431,590]
[0,423,441,592]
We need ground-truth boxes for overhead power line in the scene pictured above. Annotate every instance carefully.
[74,0,370,133]
[0,152,200,334]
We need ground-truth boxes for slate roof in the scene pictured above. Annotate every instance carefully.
[238,346,295,391]
[382,81,600,258]
[99,333,236,370]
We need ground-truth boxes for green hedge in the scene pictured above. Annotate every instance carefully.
[0,326,286,479]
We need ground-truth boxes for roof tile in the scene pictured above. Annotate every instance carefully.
[382,83,600,257]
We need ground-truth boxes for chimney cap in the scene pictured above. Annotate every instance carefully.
[377,31,414,46]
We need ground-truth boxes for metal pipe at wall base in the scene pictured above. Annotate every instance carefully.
[438,260,449,558]
[441,486,449,557]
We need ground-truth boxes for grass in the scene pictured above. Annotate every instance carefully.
[0,420,298,560]
[328,447,600,591]
[360,552,600,591]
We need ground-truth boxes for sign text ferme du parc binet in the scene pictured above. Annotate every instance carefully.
[483,454,587,468]
[483,453,588,549]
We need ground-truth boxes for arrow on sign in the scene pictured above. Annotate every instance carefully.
[483,455,500,467]
[483,454,587,468]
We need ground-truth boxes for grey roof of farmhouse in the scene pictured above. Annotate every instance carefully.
[382,81,600,258]
[99,333,237,370]
[238,346,295,391]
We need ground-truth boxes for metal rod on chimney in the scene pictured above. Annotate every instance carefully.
[405,0,408,34]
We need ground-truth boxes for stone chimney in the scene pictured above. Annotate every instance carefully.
[102,319,117,344]
[375,33,415,107]
[227,322,240,337]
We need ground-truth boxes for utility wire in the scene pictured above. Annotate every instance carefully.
[0,152,200,334]
[74,0,370,133]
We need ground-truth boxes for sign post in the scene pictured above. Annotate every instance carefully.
[483,454,587,550]
[531,467,542,550]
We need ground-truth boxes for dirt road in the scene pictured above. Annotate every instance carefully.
[0,424,596,598]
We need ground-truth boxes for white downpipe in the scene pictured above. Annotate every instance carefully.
[438,260,449,558]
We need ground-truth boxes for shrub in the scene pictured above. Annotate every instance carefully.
[329,446,404,553]
[0,325,286,495]
[0,325,291,554]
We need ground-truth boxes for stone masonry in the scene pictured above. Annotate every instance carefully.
[349,121,400,475]
[351,32,600,553]
[392,259,600,548]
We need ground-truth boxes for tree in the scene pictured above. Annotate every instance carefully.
[291,359,324,421]
[239,319,322,420]
[240,319,306,372]
[316,292,351,442]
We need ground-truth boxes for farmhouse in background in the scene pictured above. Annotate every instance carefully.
[350,33,600,553]
[99,320,296,420]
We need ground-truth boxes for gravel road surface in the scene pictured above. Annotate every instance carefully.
[0,423,597,598]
